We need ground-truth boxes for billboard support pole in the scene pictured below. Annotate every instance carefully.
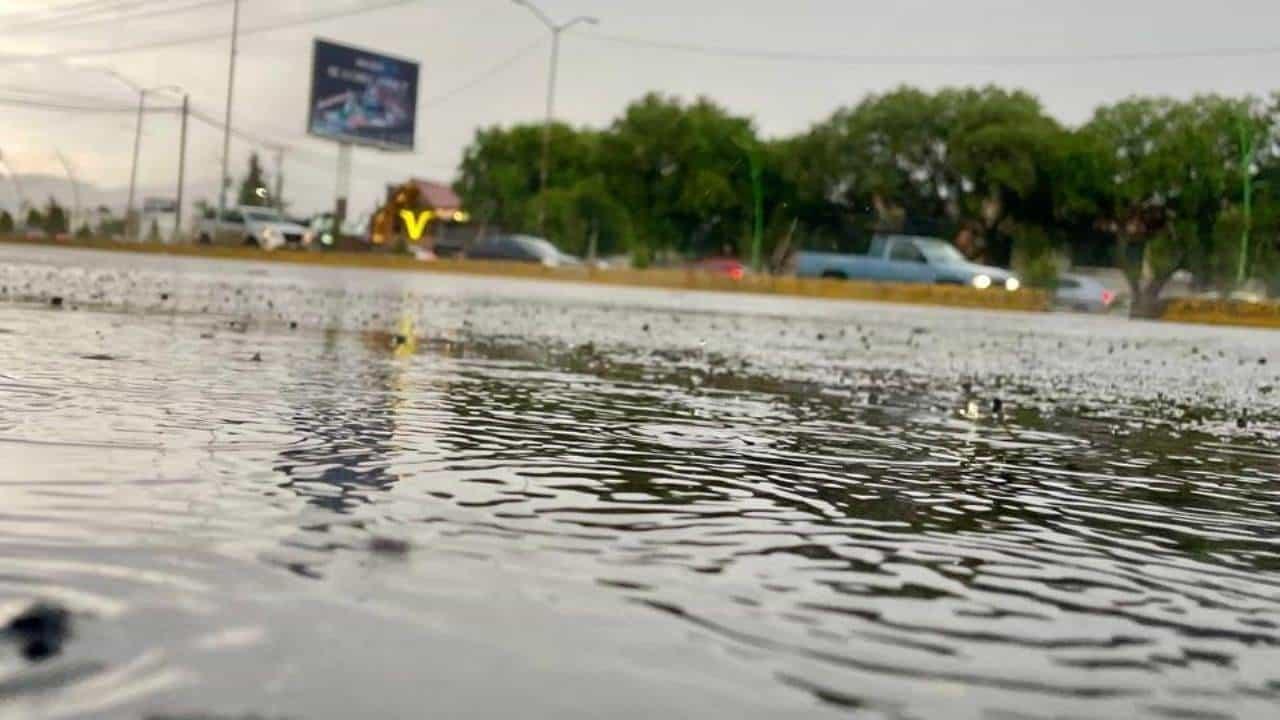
[334,142,352,241]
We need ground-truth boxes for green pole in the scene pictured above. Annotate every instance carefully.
[748,152,763,273]
[1238,120,1256,288]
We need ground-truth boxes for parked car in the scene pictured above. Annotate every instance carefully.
[196,206,310,250]
[459,234,580,267]
[1055,274,1117,312]
[795,235,1021,291]
[692,257,746,280]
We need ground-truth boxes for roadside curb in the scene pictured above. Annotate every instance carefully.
[1160,298,1280,329]
[1,237,1050,313]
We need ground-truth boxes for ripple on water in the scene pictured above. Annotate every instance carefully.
[0,252,1279,719]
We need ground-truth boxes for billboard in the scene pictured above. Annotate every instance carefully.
[307,39,419,151]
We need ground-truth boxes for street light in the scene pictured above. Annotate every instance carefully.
[510,0,598,234]
[0,149,27,222]
[101,70,183,241]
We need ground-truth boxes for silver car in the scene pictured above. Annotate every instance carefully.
[1055,274,1117,313]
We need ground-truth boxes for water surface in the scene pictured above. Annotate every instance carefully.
[1,246,1279,719]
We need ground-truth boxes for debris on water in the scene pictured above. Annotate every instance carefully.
[1261,386,1275,395]
[49,296,63,308]
[201,332,214,339]
[1260,358,1269,366]
[641,323,650,333]
[80,354,117,361]
[391,334,408,347]
[289,321,298,330]
[369,536,411,556]
[4,602,71,662]
[251,352,262,362]
[1237,416,1249,429]
[159,293,170,301]
[816,333,826,341]
[992,397,1005,415]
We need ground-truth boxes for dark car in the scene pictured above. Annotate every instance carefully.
[454,234,579,267]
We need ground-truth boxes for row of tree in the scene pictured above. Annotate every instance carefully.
[454,87,1280,316]
[0,198,72,236]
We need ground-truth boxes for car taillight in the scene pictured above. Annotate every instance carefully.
[1101,290,1115,305]
[729,267,744,280]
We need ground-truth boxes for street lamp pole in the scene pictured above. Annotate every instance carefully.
[0,150,27,221]
[175,94,190,243]
[216,0,242,242]
[55,151,81,234]
[510,0,598,234]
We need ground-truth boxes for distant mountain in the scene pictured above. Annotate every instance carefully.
[0,173,221,223]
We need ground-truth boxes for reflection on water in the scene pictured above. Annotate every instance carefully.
[1,248,1279,719]
[274,330,405,514]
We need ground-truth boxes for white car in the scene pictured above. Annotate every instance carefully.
[196,206,311,250]
[1055,274,1117,313]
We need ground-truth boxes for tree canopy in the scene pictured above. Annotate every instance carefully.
[454,86,1280,312]
[237,152,271,207]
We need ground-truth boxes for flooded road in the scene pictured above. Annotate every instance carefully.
[1,245,1279,719]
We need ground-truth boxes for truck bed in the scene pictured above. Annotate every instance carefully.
[794,251,936,284]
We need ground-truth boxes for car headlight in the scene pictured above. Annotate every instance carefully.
[1005,277,1021,292]
[262,228,280,242]
[971,274,992,290]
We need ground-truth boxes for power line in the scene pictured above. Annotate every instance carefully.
[0,94,178,113]
[0,0,234,35]
[423,37,545,108]
[0,0,424,64]
[584,31,1280,67]
[188,104,454,178]
[0,0,139,28]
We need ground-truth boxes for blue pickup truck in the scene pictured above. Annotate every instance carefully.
[795,235,1021,291]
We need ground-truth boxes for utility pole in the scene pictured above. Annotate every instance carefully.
[100,70,182,241]
[215,0,242,240]
[510,0,598,235]
[126,90,145,240]
[174,94,189,243]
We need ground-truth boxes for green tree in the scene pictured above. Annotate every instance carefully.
[1077,95,1270,314]
[0,210,12,234]
[456,123,601,235]
[537,176,635,260]
[43,196,68,235]
[237,152,271,207]
[598,93,762,260]
[25,207,43,232]
[784,86,1061,263]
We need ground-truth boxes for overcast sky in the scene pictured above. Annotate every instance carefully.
[1,0,1278,217]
